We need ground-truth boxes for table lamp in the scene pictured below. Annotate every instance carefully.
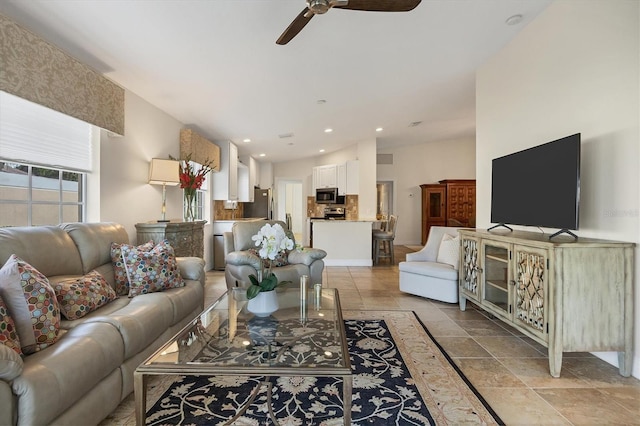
[148,158,180,222]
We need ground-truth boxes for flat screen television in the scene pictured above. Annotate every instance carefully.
[490,133,581,236]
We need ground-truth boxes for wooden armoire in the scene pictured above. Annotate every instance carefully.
[420,180,476,245]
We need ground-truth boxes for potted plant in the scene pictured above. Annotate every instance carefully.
[246,223,295,316]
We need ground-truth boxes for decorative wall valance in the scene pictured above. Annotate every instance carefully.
[0,14,125,135]
[180,128,220,172]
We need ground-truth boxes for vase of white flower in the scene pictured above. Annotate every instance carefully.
[246,223,295,317]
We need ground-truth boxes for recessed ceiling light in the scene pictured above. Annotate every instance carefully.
[324,128,333,133]
[259,153,266,157]
[319,149,325,153]
[243,138,251,143]
[505,14,523,25]
[376,127,383,132]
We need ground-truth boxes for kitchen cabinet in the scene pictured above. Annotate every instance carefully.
[459,228,635,378]
[312,161,359,195]
[135,220,205,258]
[313,164,338,191]
[212,140,238,201]
[346,160,359,194]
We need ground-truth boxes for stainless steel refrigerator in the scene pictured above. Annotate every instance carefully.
[243,188,273,219]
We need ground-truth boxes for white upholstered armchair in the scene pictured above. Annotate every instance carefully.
[398,226,464,303]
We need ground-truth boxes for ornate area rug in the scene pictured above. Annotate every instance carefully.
[101,310,502,425]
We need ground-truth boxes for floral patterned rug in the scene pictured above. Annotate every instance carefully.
[100,310,502,425]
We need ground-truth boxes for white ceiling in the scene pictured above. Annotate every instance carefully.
[0,0,552,163]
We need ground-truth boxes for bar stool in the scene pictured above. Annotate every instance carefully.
[372,215,398,265]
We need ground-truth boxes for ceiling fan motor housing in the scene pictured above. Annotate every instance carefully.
[307,0,331,14]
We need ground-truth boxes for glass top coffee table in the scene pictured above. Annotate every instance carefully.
[134,287,352,425]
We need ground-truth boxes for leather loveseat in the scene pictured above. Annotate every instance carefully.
[0,222,205,426]
[223,220,327,290]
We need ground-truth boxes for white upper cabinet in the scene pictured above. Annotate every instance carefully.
[312,161,359,195]
[212,140,238,201]
[238,155,258,202]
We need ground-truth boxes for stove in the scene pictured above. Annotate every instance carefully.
[323,207,346,220]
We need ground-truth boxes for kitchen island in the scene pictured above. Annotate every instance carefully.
[311,219,375,266]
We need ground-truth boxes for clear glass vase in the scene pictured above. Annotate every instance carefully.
[184,191,196,221]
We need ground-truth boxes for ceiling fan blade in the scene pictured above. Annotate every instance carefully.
[276,9,315,45]
[334,0,421,12]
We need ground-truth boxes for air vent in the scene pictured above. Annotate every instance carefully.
[377,154,393,165]
[278,133,294,139]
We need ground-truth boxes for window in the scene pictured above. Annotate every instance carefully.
[0,162,85,227]
[0,91,92,227]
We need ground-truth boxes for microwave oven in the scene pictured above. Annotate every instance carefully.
[316,187,338,204]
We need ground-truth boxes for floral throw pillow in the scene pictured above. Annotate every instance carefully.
[111,240,154,296]
[122,240,185,298]
[0,255,60,354]
[0,293,21,355]
[248,248,290,268]
[52,270,117,320]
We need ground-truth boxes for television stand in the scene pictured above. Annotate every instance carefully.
[488,223,512,232]
[548,229,578,241]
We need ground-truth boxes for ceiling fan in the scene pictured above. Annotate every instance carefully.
[276,0,422,45]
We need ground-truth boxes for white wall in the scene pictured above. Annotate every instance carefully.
[477,0,639,377]
[377,137,476,245]
[99,90,216,268]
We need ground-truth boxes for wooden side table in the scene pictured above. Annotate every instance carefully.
[135,220,206,258]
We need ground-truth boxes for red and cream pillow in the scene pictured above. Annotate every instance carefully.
[111,240,154,296]
[121,240,185,298]
[52,270,117,320]
[0,255,60,354]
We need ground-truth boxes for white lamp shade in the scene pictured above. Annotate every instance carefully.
[148,158,180,186]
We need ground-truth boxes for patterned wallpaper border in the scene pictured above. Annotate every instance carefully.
[0,14,125,135]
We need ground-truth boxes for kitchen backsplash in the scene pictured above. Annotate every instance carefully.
[307,195,359,220]
[213,200,244,220]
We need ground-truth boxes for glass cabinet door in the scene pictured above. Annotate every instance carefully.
[481,241,510,317]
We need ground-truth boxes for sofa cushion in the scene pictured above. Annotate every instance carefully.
[111,240,154,296]
[122,240,185,297]
[84,292,175,359]
[52,270,117,320]
[61,222,130,274]
[0,292,21,355]
[399,261,459,281]
[0,226,84,277]
[0,255,60,354]
[437,233,460,269]
[11,321,124,426]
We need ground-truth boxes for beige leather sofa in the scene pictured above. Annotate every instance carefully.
[223,220,326,289]
[0,222,205,426]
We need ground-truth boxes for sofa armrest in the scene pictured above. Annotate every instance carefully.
[176,257,205,282]
[225,250,262,270]
[288,248,327,266]
[0,345,23,381]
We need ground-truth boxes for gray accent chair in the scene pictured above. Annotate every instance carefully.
[223,220,327,289]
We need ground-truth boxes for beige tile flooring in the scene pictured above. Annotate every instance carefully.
[205,246,640,425]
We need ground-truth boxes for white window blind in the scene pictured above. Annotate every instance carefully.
[0,91,93,172]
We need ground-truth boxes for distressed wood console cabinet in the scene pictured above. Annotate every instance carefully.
[135,220,206,258]
[458,228,634,377]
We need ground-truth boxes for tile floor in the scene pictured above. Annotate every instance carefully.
[205,246,640,425]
